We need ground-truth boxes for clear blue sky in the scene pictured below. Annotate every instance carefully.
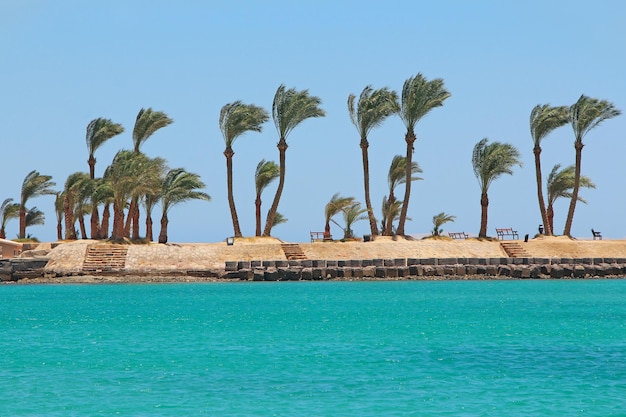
[1,0,625,242]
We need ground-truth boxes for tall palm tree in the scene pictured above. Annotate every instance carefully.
[158,168,210,244]
[348,86,399,236]
[563,95,620,236]
[86,118,124,179]
[220,101,269,237]
[530,104,569,236]
[1,198,20,239]
[340,202,368,239]
[127,108,173,239]
[263,85,325,236]
[324,193,355,240]
[472,138,521,238]
[19,170,56,239]
[431,212,456,237]
[383,155,422,236]
[547,164,595,235]
[54,192,64,240]
[254,159,279,236]
[396,73,450,236]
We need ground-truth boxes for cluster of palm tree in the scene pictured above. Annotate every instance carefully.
[2,109,211,244]
[1,78,620,243]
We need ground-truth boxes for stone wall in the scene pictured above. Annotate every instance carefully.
[222,257,626,281]
[0,258,49,281]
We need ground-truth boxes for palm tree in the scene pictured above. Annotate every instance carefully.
[54,192,64,240]
[127,108,173,239]
[530,104,569,236]
[324,193,355,240]
[1,198,20,239]
[86,118,124,179]
[341,203,368,239]
[254,159,279,236]
[25,207,45,229]
[547,164,595,235]
[263,85,325,236]
[220,101,269,238]
[158,168,210,244]
[431,212,456,237]
[271,212,288,230]
[63,172,90,240]
[381,196,402,236]
[396,73,450,236]
[105,151,165,241]
[563,95,621,236]
[472,138,522,238]
[348,86,399,236]
[19,171,56,239]
[383,155,422,236]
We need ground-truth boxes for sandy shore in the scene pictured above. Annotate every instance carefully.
[9,235,626,284]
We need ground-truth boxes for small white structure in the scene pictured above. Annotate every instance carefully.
[0,238,23,258]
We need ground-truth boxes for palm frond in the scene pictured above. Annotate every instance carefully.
[86,117,124,156]
[273,85,325,140]
[220,101,269,147]
[255,159,280,196]
[569,95,621,143]
[348,86,398,139]
[21,170,56,205]
[399,73,451,131]
[530,104,569,146]
[132,108,173,152]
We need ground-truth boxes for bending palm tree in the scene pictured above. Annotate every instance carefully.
[1,198,20,239]
[547,164,595,234]
[563,95,620,236]
[396,73,450,236]
[220,101,269,237]
[348,86,398,236]
[254,160,279,236]
[383,155,422,236]
[86,118,124,179]
[19,171,56,239]
[25,207,45,229]
[431,212,456,237]
[127,108,173,239]
[324,193,355,240]
[263,85,325,236]
[158,168,210,244]
[472,138,521,238]
[530,104,569,236]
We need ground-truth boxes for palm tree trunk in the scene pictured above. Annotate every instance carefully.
[533,146,551,236]
[397,130,416,236]
[19,205,26,239]
[88,156,96,180]
[131,199,141,240]
[263,141,287,237]
[146,214,153,242]
[547,203,554,236]
[225,149,242,237]
[479,192,489,238]
[56,221,62,241]
[563,142,583,237]
[63,195,76,240]
[0,228,6,239]
[360,139,379,236]
[158,214,169,244]
[101,204,110,239]
[255,195,262,237]
[112,203,125,241]
[90,206,100,239]
[78,215,88,239]
[124,199,134,238]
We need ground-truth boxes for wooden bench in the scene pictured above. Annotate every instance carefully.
[310,231,327,242]
[496,228,519,240]
[448,232,469,240]
[592,229,602,240]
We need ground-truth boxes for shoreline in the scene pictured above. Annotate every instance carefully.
[2,235,626,284]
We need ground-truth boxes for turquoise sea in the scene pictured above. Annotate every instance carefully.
[2,280,625,416]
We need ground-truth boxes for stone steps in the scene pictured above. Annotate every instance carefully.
[83,245,128,273]
[281,243,307,260]
[500,241,530,258]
